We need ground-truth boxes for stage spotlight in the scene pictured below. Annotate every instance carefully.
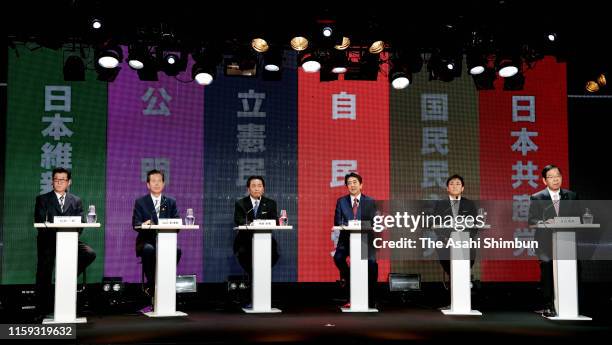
[192,63,215,85]
[598,73,607,87]
[390,71,410,89]
[368,40,385,54]
[586,81,599,92]
[63,55,85,81]
[318,21,343,49]
[497,55,521,78]
[91,19,102,30]
[330,51,348,74]
[159,50,187,76]
[389,273,421,291]
[389,58,411,89]
[299,52,321,73]
[101,277,124,306]
[96,46,122,69]
[263,47,282,72]
[251,38,269,53]
[127,45,151,70]
[290,36,309,51]
[467,52,487,75]
[176,275,197,293]
[335,37,351,50]
[428,52,461,82]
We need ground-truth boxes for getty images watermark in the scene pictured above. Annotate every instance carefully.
[369,212,539,251]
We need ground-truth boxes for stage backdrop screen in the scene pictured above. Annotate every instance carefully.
[2,45,568,284]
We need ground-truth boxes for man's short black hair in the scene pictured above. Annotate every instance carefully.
[344,172,363,186]
[542,164,561,178]
[247,176,265,188]
[52,167,71,180]
[147,169,165,183]
[446,174,464,187]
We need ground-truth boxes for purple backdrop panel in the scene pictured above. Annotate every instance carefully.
[105,48,204,282]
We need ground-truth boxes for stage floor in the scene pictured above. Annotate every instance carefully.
[2,282,611,344]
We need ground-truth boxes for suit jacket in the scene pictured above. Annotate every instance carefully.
[132,194,179,255]
[528,188,579,257]
[233,196,278,253]
[334,194,377,247]
[34,191,83,238]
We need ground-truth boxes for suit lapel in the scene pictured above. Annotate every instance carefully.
[51,192,64,215]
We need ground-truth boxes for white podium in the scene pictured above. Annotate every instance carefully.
[433,225,488,316]
[235,225,292,313]
[334,226,378,313]
[533,223,599,320]
[34,222,100,324]
[135,224,199,317]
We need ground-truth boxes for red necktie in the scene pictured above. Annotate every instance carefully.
[352,198,359,219]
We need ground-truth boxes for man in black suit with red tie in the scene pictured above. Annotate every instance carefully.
[233,175,279,277]
[528,164,580,317]
[132,169,182,294]
[333,172,378,308]
[34,167,96,317]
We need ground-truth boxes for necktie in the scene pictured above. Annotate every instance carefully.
[451,199,459,217]
[352,198,359,220]
[552,196,560,216]
[253,200,259,219]
[154,199,160,217]
[59,195,65,212]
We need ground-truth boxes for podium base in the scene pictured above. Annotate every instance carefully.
[441,309,482,316]
[43,317,87,324]
[242,307,282,313]
[545,315,592,321]
[341,307,378,313]
[144,311,188,318]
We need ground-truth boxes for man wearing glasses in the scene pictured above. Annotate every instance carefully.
[34,167,97,318]
[527,164,579,317]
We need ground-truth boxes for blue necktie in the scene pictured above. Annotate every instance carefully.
[253,200,259,219]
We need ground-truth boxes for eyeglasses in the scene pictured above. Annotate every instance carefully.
[53,178,68,183]
[545,175,561,180]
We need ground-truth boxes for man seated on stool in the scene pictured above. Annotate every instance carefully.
[527,164,580,318]
[233,175,280,279]
[333,172,378,309]
[34,167,96,319]
[432,174,478,309]
[132,169,182,301]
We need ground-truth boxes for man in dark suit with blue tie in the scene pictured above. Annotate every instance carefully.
[233,175,279,277]
[34,167,97,317]
[528,164,580,317]
[432,174,478,279]
[333,172,378,308]
[132,169,182,293]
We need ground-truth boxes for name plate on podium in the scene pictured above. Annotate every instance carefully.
[159,218,182,226]
[554,217,581,225]
[348,220,361,227]
[53,216,81,224]
[253,219,276,227]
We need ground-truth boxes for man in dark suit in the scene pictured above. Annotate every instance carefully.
[432,174,479,279]
[34,167,96,316]
[333,172,378,308]
[132,169,182,292]
[233,175,279,277]
[528,164,579,317]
